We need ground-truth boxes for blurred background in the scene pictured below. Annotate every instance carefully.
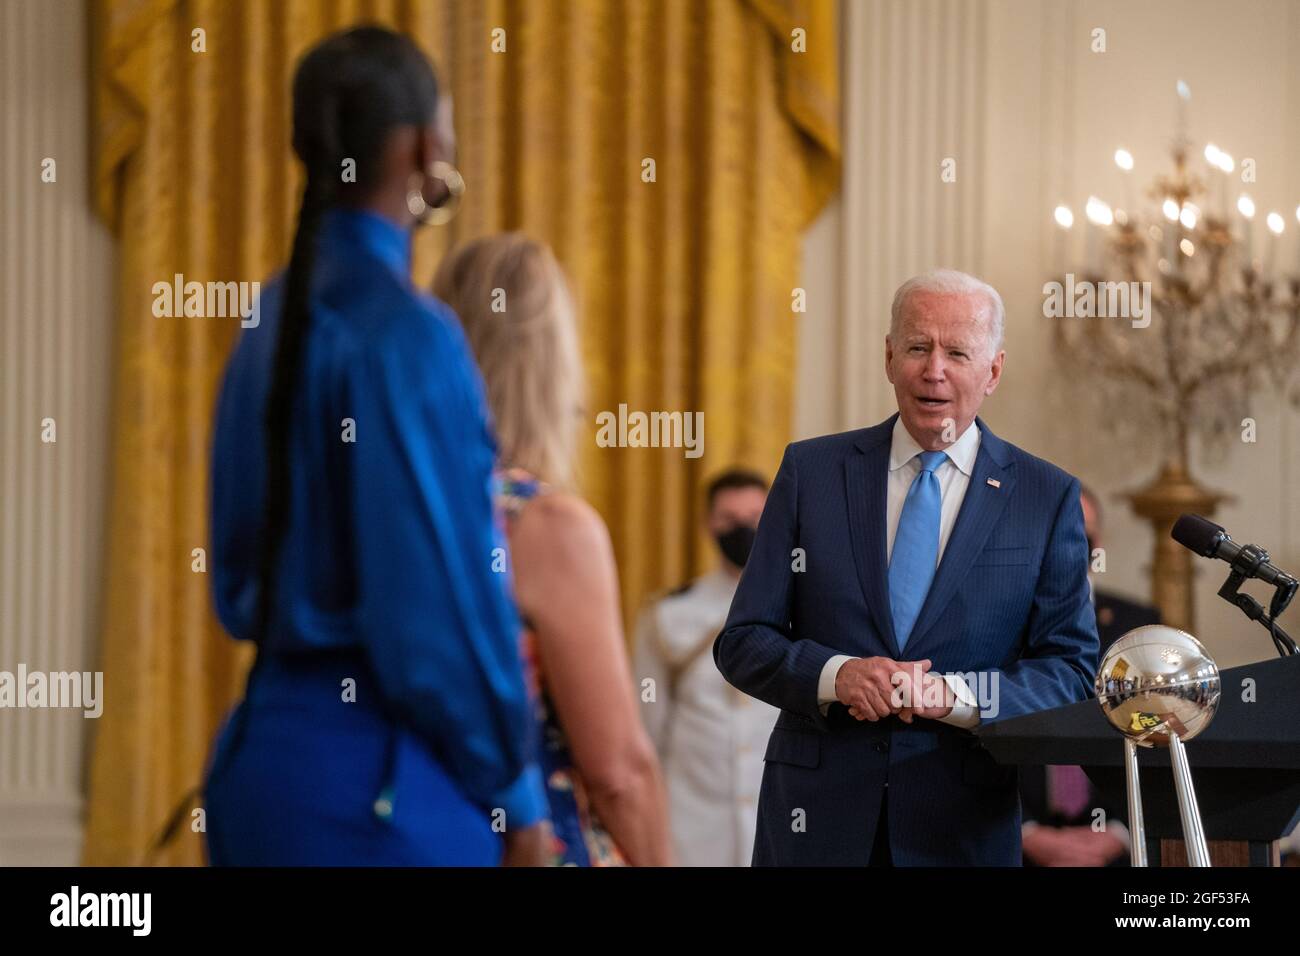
[0,0,1296,866]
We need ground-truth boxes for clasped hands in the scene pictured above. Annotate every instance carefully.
[834,656,955,722]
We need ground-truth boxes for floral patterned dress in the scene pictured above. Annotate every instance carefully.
[495,468,628,867]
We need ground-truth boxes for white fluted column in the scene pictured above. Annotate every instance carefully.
[0,0,114,866]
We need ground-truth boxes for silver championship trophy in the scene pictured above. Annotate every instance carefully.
[1095,625,1221,867]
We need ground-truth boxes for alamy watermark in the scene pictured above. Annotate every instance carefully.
[595,403,704,459]
[0,665,103,718]
[1042,273,1151,329]
[889,666,1001,720]
[50,886,150,936]
[152,273,260,328]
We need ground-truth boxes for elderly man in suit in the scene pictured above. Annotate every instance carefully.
[714,268,1098,866]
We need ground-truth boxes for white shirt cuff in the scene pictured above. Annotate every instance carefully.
[817,654,854,714]
[935,673,980,729]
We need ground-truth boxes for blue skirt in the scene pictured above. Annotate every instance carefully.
[204,649,502,866]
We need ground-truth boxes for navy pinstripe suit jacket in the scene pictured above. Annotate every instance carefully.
[714,414,1098,866]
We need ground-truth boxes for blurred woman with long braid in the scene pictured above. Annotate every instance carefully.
[434,235,673,865]
[204,27,549,866]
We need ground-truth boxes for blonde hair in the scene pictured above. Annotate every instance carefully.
[433,233,584,487]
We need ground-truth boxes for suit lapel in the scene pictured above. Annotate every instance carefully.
[845,417,900,658]
[904,418,1016,657]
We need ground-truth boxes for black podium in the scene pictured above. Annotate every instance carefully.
[974,654,1300,866]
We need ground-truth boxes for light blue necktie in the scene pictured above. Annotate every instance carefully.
[888,450,947,652]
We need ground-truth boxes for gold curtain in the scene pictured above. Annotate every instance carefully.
[85,0,839,865]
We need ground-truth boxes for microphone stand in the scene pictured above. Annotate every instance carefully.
[1215,545,1299,657]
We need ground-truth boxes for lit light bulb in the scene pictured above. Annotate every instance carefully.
[1179,238,1195,256]
[1267,212,1285,235]
[1237,195,1256,219]
[1204,143,1221,166]
[1179,203,1199,230]
[1162,198,1180,221]
[1114,149,1134,171]
[1085,196,1113,226]
[1054,205,1074,229]
[1216,151,1235,173]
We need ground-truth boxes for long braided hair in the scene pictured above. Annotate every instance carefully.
[253,27,440,647]
[149,31,441,857]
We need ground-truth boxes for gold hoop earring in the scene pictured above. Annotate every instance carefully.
[406,160,465,226]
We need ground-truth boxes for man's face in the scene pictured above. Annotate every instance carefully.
[884,290,1005,450]
[708,485,767,572]
[707,486,767,538]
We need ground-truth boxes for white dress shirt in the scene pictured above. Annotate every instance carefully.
[634,570,779,866]
[817,417,983,728]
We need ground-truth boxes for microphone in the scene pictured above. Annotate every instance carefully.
[1172,514,1300,657]
[1171,514,1298,592]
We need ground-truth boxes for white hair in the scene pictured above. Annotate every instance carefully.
[889,269,1005,355]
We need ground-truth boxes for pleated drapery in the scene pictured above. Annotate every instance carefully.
[85,0,839,865]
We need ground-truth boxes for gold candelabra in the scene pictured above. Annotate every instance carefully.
[1049,102,1300,631]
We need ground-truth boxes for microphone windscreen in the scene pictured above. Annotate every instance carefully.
[1171,513,1224,557]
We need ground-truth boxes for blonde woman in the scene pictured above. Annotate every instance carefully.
[434,235,673,866]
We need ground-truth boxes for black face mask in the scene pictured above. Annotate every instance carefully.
[716,525,758,569]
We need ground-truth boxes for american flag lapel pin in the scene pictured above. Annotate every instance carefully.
[986,477,1002,489]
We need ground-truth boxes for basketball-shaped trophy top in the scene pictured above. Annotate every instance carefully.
[1094,625,1221,747]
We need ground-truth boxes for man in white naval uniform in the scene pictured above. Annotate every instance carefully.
[634,469,776,867]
